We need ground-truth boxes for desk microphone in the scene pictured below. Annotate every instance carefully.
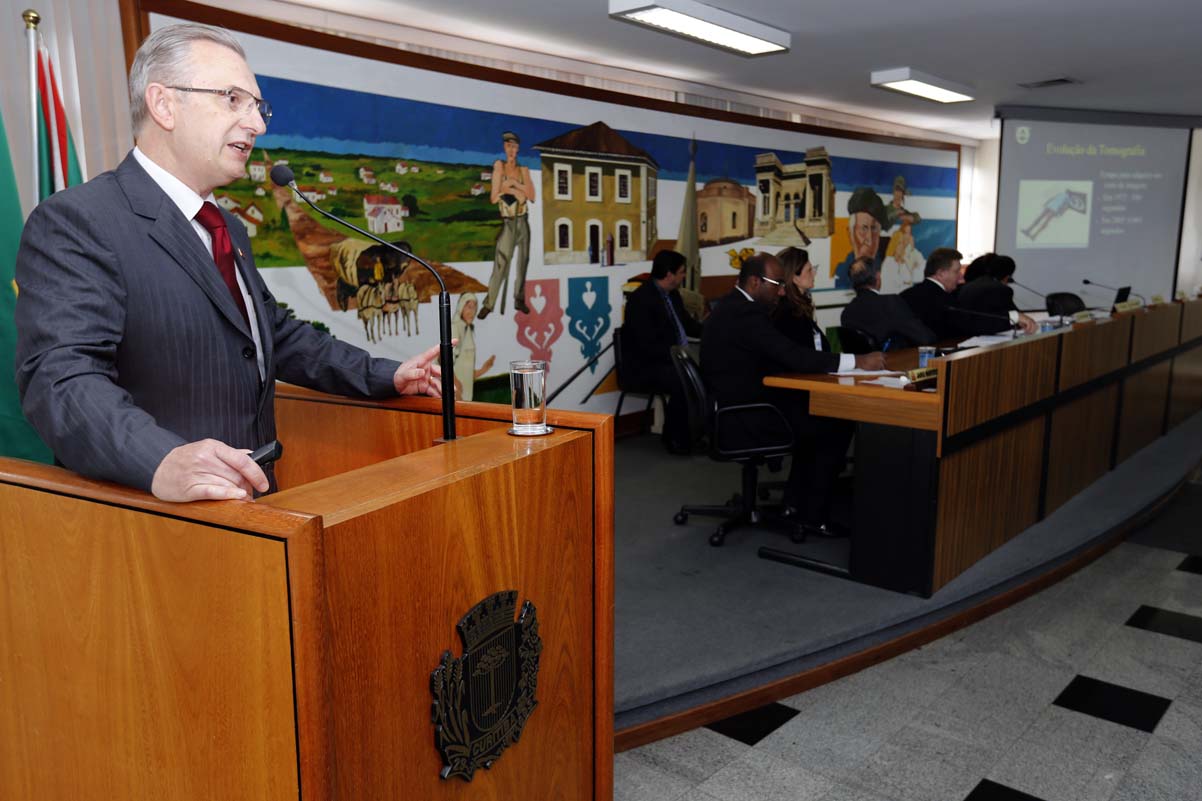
[1082,278,1146,305]
[271,164,456,441]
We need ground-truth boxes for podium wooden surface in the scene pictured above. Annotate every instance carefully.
[0,395,614,801]
[766,299,1202,596]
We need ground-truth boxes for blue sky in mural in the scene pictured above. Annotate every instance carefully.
[258,74,958,204]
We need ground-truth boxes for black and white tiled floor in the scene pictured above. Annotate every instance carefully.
[616,539,1202,800]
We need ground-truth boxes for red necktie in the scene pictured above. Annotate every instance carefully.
[195,201,249,324]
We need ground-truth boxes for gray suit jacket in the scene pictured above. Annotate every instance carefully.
[15,152,400,491]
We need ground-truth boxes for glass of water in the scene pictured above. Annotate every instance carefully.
[509,360,550,435]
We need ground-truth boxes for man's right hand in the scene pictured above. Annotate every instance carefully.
[151,439,270,502]
[855,352,887,371]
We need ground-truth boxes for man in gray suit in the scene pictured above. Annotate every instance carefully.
[14,23,443,502]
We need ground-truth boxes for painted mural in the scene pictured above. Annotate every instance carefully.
[215,47,958,412]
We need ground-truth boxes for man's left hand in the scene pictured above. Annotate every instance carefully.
[393,341,450,396]
[1017,313,1038,334]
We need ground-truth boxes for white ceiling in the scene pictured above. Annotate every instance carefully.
[282,0,1202,141]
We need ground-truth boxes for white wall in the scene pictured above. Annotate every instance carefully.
[0,0,132,217]
[957,135,1000,261]
[1177,129,1202,296]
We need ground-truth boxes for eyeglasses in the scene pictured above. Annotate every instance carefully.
[758,275,784,287]
[168,85,272,127]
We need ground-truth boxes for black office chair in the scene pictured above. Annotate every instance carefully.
[828,326,879,355]
[1046,292,1086,317]
[613,326,663,432]
[668,346,801,547]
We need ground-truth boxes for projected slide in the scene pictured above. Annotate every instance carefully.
[996,119,1190,302]
[1018,181,1091,247]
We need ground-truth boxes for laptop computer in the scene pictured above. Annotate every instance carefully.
[1112,286,1131,311]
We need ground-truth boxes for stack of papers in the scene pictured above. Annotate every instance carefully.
[828,368,905,376]
[957,332,1015,349]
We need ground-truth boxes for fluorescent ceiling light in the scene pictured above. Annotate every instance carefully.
[871,67,974,103]
[609,0,790,57]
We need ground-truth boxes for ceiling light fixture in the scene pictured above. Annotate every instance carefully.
[609,0,790,57]
[870,67,974,104]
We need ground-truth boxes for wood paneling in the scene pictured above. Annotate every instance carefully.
[0,486,299,801]
[1181,298,1202,343]
[1128,303,1183,362]
[1116,360,1173,464]
[274,395,506,487]
[1169,345,1202,428]
[943,336,1058,436]
[933,417,1045,590]
[265,429,596,800]
[1045,386,1120,514]
[1058,317,1132,391]
[763,375,941,430]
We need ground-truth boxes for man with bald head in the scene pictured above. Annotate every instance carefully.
[16,23,443,502]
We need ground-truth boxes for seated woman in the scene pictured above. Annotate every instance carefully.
[771,246,829,352]
[770,246,854,538]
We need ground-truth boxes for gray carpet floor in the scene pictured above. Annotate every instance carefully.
[613,412,1202,731]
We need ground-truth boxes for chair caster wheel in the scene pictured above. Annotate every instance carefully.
[709,528,726,547]
[674,511,688,525]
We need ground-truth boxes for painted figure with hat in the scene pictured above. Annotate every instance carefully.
[886,174,922,232]
[833,186,888,290]
[478,131,535,319]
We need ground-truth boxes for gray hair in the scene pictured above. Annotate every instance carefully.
[128,23,246,136]
[848,258,880,290]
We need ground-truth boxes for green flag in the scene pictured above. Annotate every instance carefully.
[1,108,52,462]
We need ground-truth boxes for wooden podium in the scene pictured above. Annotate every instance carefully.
[0,390,614,801]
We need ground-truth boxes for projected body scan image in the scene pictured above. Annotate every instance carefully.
[1017,180,1092,248]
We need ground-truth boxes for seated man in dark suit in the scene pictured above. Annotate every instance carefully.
[958,254,1037,333]
[900,247,1035,339]
[840,258,935,348]
[622,249,702,453]
[702,252,884,534]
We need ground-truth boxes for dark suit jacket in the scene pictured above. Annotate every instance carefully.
[15,152,400,491]
[957,277,1017,319]
[621,279,701,385]
[841,289,935,348]
[900,278,1006,339]
[772,306,830,353]
[701,290,838,410]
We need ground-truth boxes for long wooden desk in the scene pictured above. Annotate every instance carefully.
[766,299,1202,596]
[0,397,614,801]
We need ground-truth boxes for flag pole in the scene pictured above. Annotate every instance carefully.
[23,9,39,211]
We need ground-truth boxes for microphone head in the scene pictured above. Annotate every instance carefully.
[270,164,295,187]
[1082,278,1092,285]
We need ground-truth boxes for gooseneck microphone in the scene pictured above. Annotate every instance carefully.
[1010,279,1044,298]
[271,164,455,441]
[1082,278,1146,305]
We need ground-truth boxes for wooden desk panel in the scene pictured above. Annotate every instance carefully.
[933,417,1045,591]
[0,488,299,801]
[269,430,596,801]
[764,373,942,431]
[1046,385,1120,514]
[1116,360,1173,464]
[1059,317,1132,391]
[1182,298,1202,343]
[1128,303,1183,362]
[1169,345,1202,429]
[943,336,1058,437]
